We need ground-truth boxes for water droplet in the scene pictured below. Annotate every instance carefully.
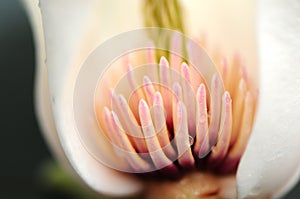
[189,136,194,146]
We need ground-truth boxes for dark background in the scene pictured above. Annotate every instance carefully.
[0,0,299,198]
[0,0,52,198]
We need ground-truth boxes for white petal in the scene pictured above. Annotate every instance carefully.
[31,0,143,196]
[237,0,300,198]
[22,0,69,169]
[180,0,258,85]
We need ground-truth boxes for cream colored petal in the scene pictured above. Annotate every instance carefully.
[180,0,258,87]
[29,0,144,196]
[237,0,300,198]
[22,0,69,170]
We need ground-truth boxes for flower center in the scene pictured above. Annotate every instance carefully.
[95,47,257,177]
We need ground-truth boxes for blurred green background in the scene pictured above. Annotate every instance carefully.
[0,0,299,198]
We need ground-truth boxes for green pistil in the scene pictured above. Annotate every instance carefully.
[143,0,187,61]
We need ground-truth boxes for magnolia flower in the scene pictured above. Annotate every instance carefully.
[23,0,300,198]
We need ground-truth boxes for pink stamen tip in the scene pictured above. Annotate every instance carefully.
[118,95,127,106]
[181,62,190,81]
[139,98,147,107]
[224,91,231,104]
[160,56,169,68]
[181,62,189,69]
[199,84,206,99]
[109,88,115,98]
[111,111,118,124]
[139,99,150,125]
[213,73,219,87]
[127,64,133,72]
[143,76,156,105]
[153,92,162,106]
[143,76,151,86]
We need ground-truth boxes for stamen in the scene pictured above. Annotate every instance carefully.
[110,111,152,172]
[181,62,196,135]
[181,62,191,84]
[175,101,195,168]
[172,82,183,102]
[111,91,147,153]
[103,107,123,149]
[208,92,232,167]
[222,91,254,172]
[159,57,172,124]
[143,76,156,105]
[126,64,145,118]
[159,56,170,86]
[194,84,210,158]
[139,99,174,169]
[172,82,183,132]
[152,92,177,159]
[103,107,130,168]
[209,74,222,147]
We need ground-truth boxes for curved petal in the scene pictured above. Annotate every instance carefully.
[237,0,300,198]
[33,0,144,196]
[22,0,69,169]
